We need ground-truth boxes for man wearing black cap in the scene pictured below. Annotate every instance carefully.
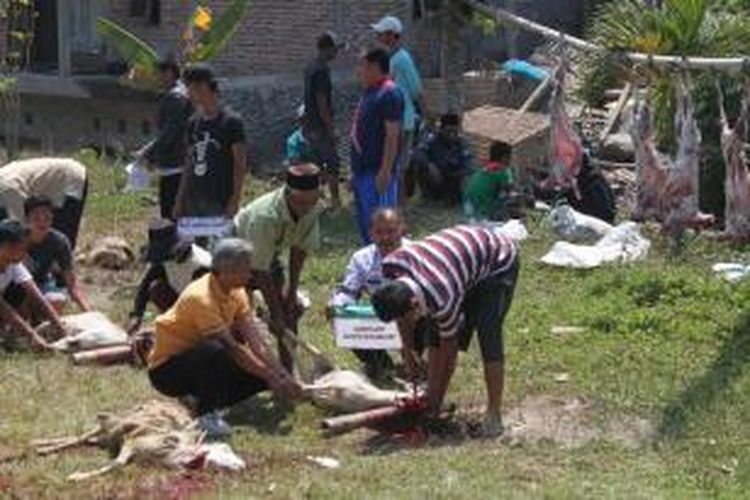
[409,113,474,204]
[127,219,212,335]
[234,163,323,369]
[135,59,193,220]
[0,220,66,350]
[174,64,247,220]
[303,32,343,208]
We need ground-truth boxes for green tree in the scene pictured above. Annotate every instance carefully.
[580,0,750,216]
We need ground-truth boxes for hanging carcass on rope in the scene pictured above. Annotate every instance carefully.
[543,61,585,195]
[630,94,670,221]
[660,78,715,237]
[717,80,750,240]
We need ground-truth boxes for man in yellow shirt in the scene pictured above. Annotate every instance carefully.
[148,238,301,438]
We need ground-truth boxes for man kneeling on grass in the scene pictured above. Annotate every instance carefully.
[24,196,90,313]
[0,220,67,350]
[372,224,519,437]
[147,238,302,438]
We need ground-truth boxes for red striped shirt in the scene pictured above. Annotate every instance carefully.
[383,225,518,338]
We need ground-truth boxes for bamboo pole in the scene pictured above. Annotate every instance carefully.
[465,0,750,73]
[599,83,633,143]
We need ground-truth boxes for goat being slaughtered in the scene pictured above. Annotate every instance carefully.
[717,80,750,240]
[277,329,411,414]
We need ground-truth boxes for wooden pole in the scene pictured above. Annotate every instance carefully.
[517,73,553,114]
[464,0,750,73]
[599,83,633,144]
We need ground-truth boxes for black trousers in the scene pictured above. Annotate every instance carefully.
[353,320,428,379]
[411,160,467,205]
[148,338,268,415]
[422,258,520,363]
[159,174,182,220]
[53,177,89,250]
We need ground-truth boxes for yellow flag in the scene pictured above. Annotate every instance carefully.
[194,6,213,31]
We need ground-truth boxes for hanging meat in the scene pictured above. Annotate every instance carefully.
[544,63,584,193]
[660,79,714,237]
[717,80,750,241]
[630,95,670,221]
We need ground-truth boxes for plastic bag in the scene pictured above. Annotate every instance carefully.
[713,263,750,283]
[541,222,650,269]
[547,205,613,242]
[124,162,151,192]
[201,443,246,472]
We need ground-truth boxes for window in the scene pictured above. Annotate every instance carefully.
[141,120,152,136]
[67,0,101,53]
[117,119,128,134]
[24,113,34,127]
[93,117,102,132]
[129,0,161,25]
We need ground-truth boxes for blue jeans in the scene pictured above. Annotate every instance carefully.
[352,171,399,244]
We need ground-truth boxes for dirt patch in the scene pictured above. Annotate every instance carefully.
[499,395,654,449]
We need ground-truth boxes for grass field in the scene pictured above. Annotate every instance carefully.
[2,151,750,498]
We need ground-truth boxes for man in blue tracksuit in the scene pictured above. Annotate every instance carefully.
[350,48,404,243]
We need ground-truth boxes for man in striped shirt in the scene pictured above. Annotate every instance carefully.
[372,224,519,436]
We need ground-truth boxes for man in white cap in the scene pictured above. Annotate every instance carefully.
[372,15,425,206]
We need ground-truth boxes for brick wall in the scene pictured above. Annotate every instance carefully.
[105,0,412,77]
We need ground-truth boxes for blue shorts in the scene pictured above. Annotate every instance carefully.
[351,172,399,244]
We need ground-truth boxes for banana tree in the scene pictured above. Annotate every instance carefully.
[96,0,252,90]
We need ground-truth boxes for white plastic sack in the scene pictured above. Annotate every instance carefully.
[488,219,529,242]
[712,263,750,283]
[547,205,614,242]
[541,222,650,269]
[124,162,151,192]
[46,312,129,353]
[201,443,246,472]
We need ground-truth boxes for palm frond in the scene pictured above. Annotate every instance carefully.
[191,0,253,62]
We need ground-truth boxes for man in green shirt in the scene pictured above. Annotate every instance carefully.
[464,141,516,221]
[235,163,323,369]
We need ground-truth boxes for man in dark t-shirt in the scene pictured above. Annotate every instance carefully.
[303,32,342,208]
[350,48,404,243]
[137,60,193,220]
[23,196,89,312]
[174,65,247,219]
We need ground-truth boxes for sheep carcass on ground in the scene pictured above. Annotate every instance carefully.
[39,311,129,352]
[32,400,207,481]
